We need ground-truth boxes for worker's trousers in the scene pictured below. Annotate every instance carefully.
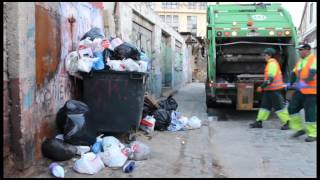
[256,90,290,125]
[288,90,317,137]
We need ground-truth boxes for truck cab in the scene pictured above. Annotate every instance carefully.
[206,3,299,110]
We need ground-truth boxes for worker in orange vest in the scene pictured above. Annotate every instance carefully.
[250,48,290,129]
[287,43,317,142]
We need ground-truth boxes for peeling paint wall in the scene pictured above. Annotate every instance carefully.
[4,2,104,172]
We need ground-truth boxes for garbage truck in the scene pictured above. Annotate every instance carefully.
[206,3,299,110]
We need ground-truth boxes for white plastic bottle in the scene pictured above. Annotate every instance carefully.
[49,162,65,178]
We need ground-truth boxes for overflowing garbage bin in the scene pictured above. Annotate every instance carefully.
[82,70,147,138]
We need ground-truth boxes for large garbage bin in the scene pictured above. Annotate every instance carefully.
[82,70,147,137]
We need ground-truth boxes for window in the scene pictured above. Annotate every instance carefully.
[162,15,179,31]
[160,15,165,22]
[145,2,154,10]
[187,16,197,35]
[199,2,207,10]
[162,2,179,9]
[188,2,197,9]
[172,15,179,31]
[309,3,313,24]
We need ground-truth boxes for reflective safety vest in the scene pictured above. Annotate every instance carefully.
[295,54,317,94]
[264,58,285,90]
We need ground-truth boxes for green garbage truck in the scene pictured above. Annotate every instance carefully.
[206,3,299,110]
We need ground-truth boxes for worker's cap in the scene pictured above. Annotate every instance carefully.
[263,48,276,55]
[296,43,311,50]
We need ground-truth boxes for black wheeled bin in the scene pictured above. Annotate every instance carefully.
[82,70,147,136]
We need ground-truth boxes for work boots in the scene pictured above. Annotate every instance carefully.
[291,130,306,138]
[250,121,262,128]
[305,136,317,142]
[280,122,289,130]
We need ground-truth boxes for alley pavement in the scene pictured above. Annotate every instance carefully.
[30,83,316,178]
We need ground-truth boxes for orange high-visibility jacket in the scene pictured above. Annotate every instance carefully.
[264,58,285,91]
[295,54,317,94]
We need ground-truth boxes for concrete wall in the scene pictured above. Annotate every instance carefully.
[104,2,191,97]
[4,2,104,173]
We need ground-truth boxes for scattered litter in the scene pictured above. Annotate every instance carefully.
[73,152,105,175]
[49,162,64,178]
[92,135,103,154]
[122,160,135,173]
[158,95,178,112]
[186,116,202,129]
[139,115,156,134]
[128,141,150,161]
[153,109,171,131]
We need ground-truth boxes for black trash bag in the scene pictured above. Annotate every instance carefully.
[80,27,105,41]
[104,48,121,61]
[63,113,95,146]
[56,100,89,133]
[158,95,178,112]
[153,109,171,131]
[41,138,77,161]
[114,42,141,60]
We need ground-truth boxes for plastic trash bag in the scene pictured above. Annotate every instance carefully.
[92,51,105,70]
[49,162,64,178]
[167,111,188,131]
[153,109,171,131]
[78,47,93,59]
[102,136,125,151]
[92,38,104,52]
[98,136,127,167]
[92,135,103,154]
[129,141,151,161]
[65,51,79,76]
[42,138,77,161]
[139,115,156,134]
[56,100,89,133]
[73,152,105,175]
[139,51,151,72]
[138,60,148,73]
[186,116,202,129]
[80,27,105,41]
[106,60,126,71]
[63,113,95,146]
[75,146,91,155]
[109,37,124,50]
[78,57,98,73]
[158,95,178,112]
[123,58,140,72]
[114,42,141,60]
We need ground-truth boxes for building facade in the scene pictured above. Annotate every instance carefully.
[299,2,317,55]
[148,2,216,38]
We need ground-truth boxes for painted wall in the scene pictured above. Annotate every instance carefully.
[4,2,104,173]
[104,2,191,97]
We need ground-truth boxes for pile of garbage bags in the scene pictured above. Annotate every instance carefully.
[139,95,202,133]
[65,27,151,76]
[42,99,151,177]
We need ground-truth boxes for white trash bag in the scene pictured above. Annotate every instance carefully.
[73,152,105,175]
[77,57,98,73]
[65,51,79,75]
[123,58,140,72]
[98,145,127,168]
[102,136,125,151]
[106,60,126,71]
[129,141,150,161]
[187,116,202,129]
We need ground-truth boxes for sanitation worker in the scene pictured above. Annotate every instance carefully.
[250,48,290,130]
[287,43,317,142]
